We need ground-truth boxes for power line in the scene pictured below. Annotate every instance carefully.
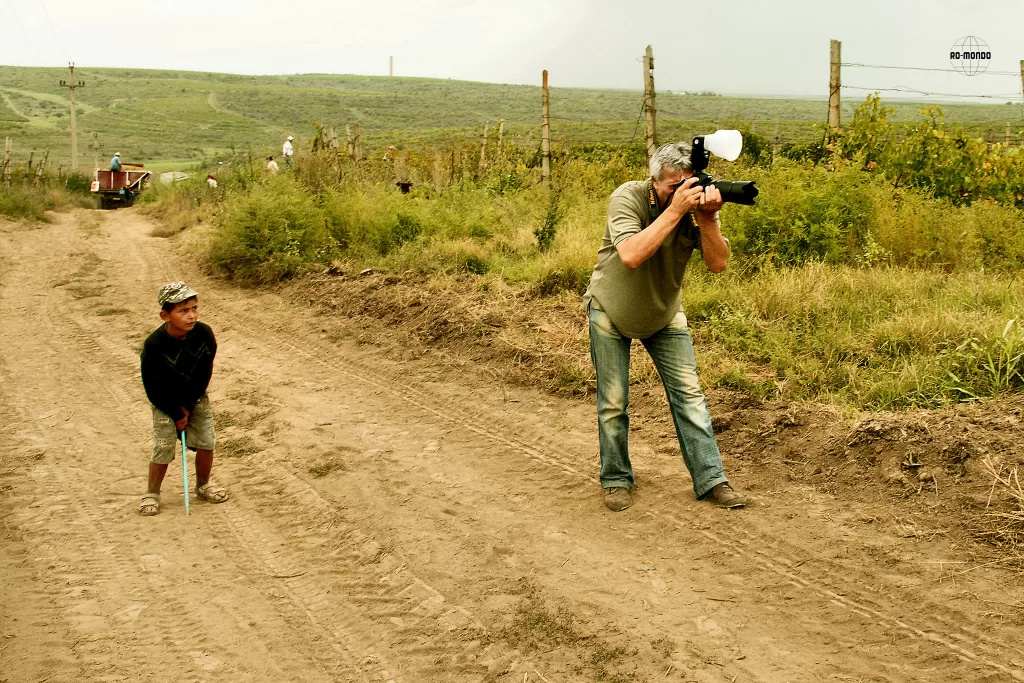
[37,0,67,63]
[842,84,1022,101]
[842,62,1019,77]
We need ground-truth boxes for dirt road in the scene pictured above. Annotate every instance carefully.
[1,210,1022,682]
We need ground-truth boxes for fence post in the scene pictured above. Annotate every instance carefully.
[1019,60,1024,120]
[773,109,781,165]
[828,39,842,138]
[541,70,551,185]
[496,118,504,158]
[449,141,456,187]
[644,45,657,161]
[2,137,11,188]
[353,124,361,161]
[346,124,354,159]
[34,151,48,186]
[478,120,488,174]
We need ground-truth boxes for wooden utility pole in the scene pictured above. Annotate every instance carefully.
[2,137,11,188]
[773,109,781,165]
[389,56,393,77]
[59,63,85,171]
[828,40,841,138]
[643,45,657,161]
[478,121,488,174]
[91,132,99,170]
[496,118,504,157]
[353,124,361,160]
[541,70,551,184]
[345,124,354,159]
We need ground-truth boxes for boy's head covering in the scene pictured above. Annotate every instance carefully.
[157,281,198,306]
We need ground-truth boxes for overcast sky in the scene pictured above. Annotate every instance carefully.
[1,0,1022,102]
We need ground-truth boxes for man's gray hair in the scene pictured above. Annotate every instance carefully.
[649,142,693,181]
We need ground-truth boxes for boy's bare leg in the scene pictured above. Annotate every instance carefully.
[195,449,213,489]
[147,462,169,493]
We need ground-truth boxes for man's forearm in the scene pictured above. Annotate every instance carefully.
[615,206,686,269]
[697,210,729,272]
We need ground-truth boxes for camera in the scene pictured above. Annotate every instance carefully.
[689,131,758,206]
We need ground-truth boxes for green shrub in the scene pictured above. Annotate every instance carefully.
[0,186,51,221]
[730,164,874,265]
[209,178,337,282]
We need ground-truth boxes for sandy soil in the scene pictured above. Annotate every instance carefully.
[1,209,1023,683]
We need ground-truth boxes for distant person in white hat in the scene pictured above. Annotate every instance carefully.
[109,152,122,172]
[282,135,294,168]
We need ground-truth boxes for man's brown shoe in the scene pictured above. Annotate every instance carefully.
[604,486,632,512]
[707,483,746,508]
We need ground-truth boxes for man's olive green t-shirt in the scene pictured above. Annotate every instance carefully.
[582,179,700,339]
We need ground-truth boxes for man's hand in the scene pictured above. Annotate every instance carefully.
[698,184,724,214]
[174,407,190,433]
[668,177,704,216]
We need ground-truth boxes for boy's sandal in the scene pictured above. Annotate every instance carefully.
[196,481,229,504]
[139,493,160,516]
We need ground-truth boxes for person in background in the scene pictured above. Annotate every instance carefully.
[119,181,134,204]
[110,152,122,172]
[266,155,279,174]
[206,174,218,188]
[282,135,294,168]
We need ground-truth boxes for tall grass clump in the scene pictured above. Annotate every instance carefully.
[686,264,1024,408]
[209,175,339,283]
[0,177,95,221]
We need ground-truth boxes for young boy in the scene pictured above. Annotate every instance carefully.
[139,281,228,515]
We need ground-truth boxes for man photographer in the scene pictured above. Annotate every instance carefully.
[583,141,746,512]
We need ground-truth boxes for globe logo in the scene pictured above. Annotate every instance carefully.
[950,36,991,76]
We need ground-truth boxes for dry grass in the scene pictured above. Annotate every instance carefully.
[980,455,1024,568]
[218,435,262,458]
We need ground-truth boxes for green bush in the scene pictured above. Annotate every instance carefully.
[0,184,93,221]
[209,177,337,282]
[0,186,51,221]
[729,163,874,265]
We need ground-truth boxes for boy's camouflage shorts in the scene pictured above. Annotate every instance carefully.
[151,394,216,464]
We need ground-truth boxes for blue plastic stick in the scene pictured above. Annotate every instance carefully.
[180,430,191,516]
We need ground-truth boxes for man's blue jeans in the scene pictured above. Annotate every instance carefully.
[588,305,728,498]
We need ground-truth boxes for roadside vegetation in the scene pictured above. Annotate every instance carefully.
[0,171,94,221]
[143,94,1024,413]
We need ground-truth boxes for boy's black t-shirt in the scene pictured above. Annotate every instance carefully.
[140,321,217,421]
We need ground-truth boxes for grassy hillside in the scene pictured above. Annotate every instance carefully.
[1,65,1021,170]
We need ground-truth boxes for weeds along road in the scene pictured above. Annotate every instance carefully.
[1,209,1022,683]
